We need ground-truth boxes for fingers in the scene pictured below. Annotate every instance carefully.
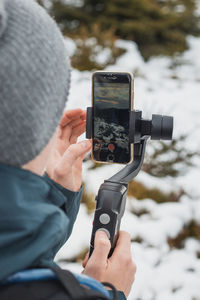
[82,230,136,296]
[60,116,86,142]
[72,151,88,172]
[60,109,86,127]
[60,120,86,142]
[57,140,91,171]
[69,121,86,144]
[80,111,86,121]
[89,231,111,268]
[110,231,131,262]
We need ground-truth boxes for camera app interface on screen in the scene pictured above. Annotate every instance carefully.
[93,76,131,164]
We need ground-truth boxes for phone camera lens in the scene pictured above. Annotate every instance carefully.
[107,154,115,162]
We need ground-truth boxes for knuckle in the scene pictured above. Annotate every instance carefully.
[131,262,137,274]
[126,256,133,267]
[54,167,65,178]
[119,254,133,267]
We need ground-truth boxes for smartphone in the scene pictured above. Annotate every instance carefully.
[92,71,134,164]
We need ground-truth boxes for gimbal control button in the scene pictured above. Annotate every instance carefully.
[97,228,110,239]
[99,213,110,225]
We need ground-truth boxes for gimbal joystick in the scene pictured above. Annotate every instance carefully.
[86,107,173,257]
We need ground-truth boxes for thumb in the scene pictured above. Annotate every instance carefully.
[89,230,111,267]
[62,140,91,164]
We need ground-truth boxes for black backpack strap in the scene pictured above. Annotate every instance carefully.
[49,265,110,300]
[102,282,118,300]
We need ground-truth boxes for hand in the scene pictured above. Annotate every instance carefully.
[82,231,136,297]
[46,108,91,191]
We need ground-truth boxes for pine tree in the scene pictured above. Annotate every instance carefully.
[143,135,200,178]
[39,0,200,60]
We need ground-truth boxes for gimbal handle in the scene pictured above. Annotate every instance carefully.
[86,107,173,257]
[89,138,147,257]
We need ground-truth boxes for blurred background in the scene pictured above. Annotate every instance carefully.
[38,1,200,299]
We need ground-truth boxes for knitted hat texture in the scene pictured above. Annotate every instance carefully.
[0,0,71,166]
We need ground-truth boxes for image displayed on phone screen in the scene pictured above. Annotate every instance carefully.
[93,74,132,164]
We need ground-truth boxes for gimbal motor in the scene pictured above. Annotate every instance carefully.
[130,110,173,143]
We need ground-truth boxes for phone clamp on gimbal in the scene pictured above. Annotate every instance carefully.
[86,107,173,257]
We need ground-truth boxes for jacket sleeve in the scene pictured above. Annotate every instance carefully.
[108,290,127,300]
[43,175,127,300]
[42,173,83,237]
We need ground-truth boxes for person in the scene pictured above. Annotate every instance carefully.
[0,0,136,299]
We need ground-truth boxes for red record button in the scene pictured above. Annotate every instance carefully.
[108,143,115,151]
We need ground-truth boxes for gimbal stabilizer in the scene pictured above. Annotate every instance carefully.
[86,108,173,257]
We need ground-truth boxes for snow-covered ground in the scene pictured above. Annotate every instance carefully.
[56,36,200,300]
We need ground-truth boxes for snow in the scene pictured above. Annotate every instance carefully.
[64,37,77,57]
[56,34,200,300]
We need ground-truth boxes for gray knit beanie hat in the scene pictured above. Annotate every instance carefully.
[0,0,71,167]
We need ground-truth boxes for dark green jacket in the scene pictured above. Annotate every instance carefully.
[0,163,82,281]
[0,163,126,300]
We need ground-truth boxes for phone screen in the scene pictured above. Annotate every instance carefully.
[92,72,133,164]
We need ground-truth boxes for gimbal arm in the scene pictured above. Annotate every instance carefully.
[108,138,148,184]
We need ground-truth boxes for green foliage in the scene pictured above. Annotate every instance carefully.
[57,246,89,263]
[39,0,200,61]
[81,183,96,214]
[69,25,125,71]
[131,236,144,243]
[143,135,200,178]
[128,179,184,203]
[129,205,150,217]
[167,220,200,249]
